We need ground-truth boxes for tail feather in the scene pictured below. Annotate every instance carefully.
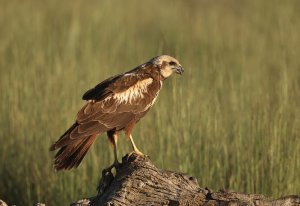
[50,123,98,170]
[63,135,97,169]
[50,123,78,151]
[54,139,83,164]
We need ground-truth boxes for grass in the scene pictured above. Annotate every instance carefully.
[0,0,299,205]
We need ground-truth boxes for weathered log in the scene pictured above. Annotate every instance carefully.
[72,153,300,206]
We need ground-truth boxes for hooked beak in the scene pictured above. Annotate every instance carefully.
[173,65,184,75]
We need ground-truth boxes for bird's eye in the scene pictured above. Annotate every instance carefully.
[169,61,176,66]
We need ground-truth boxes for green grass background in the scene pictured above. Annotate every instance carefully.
[0,0,299,205]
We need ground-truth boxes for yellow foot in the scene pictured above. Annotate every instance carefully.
[134,148,144,156]
[127,150,149,161]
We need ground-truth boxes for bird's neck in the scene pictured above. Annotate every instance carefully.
[145,68,166,82]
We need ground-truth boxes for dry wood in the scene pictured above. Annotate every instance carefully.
[72,153,300,206]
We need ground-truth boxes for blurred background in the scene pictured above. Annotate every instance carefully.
[0,0,299,205]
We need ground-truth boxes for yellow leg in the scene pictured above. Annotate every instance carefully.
[112,138,119,167]
[105,132,120,171]
[129,134,144,156]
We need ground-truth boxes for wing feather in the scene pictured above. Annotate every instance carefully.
[70,123,107,139]
[82,75,119,100]
[82,63,153,101]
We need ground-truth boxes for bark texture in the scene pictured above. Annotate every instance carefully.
[71,154,299,206]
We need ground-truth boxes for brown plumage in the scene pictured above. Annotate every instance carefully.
[50,55,184,170]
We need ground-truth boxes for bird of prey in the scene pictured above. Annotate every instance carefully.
[50,55,184,171]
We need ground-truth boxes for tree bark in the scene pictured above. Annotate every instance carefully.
[71,153,299,206]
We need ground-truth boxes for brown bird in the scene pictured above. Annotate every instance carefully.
[50,55,184,171]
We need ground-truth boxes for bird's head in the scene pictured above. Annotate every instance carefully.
[151,55,184,78]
